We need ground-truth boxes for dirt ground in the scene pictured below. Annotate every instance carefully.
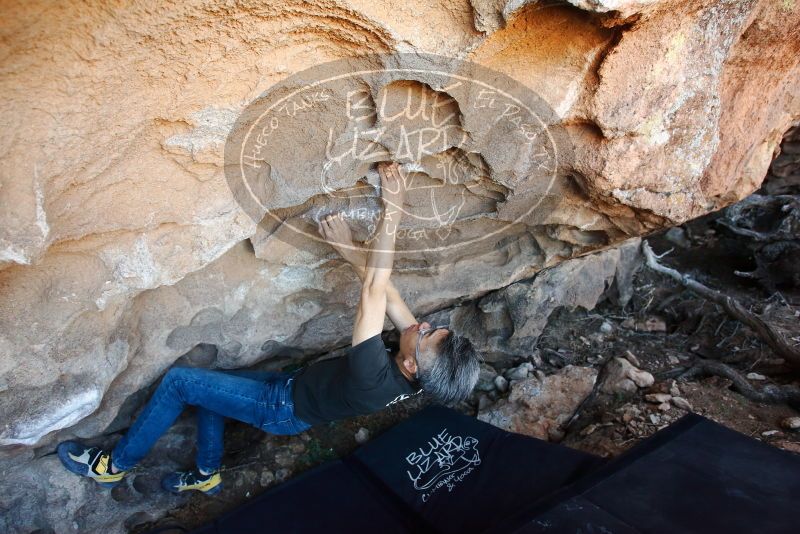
[132,187,800,533]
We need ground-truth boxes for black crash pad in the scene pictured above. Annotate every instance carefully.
[190,405,599,534]
[498,413,800,534]
[187,408,800,534]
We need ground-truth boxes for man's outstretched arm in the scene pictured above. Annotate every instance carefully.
[350,162,407,346]
[319,212,417,334]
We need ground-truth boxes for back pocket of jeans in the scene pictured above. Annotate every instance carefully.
[258,404,293,433]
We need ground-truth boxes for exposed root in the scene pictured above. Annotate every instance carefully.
[677,359,800,406]
[642,240,800,368]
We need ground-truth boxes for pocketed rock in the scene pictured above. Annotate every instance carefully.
[478,365,597,441]
[601,358,655,395]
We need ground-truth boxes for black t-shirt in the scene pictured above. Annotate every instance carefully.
[292,334,422,426]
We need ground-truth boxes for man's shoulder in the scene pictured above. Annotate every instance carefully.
[349,333,387,355]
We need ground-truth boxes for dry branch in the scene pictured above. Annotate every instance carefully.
[678,359,800,405]
[642,240,800,368]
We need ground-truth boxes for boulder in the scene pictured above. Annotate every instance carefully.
[0,0,798,530]
[478,365,597,440]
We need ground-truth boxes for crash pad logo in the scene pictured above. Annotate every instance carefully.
[224,52,571,265]
[405,428,481,502]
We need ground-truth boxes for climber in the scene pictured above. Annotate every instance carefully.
[56,161,481,495]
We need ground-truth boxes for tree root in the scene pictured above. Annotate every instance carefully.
[677,359,800,406]
[642,240,800,368]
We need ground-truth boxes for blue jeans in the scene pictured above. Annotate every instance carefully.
[110,367,311,473]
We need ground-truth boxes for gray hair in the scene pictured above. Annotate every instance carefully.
[417,332,480,405]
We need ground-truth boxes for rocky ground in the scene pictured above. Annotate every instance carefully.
[132,158,800,533]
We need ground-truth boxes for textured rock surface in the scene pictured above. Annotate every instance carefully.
[477,364,598,440]
[431,237,642,361]
[0,0,799,529]
[0,243,630,534]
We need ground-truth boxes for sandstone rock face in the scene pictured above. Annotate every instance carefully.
[477,365,598,440]
[0,0,798,524]
[443,237,642,361]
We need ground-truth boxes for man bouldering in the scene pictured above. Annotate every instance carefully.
[56,161,481,495]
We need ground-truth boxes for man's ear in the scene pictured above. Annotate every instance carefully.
[403,356,417,375]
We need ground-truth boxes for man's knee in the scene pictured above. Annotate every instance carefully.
[161,366,199,397]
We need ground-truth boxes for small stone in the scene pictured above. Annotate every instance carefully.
[522,362,534,371]
[671,397,692,411]
[547,426,565,442]
[746,372,767,381]
[780,417,800,431]
[494,375,509,393]
[665,227,691,248]
[638,317,667,332]
[623,350,640,367]
[645,393,672,404]
[649,381,671,394]
[354,427,370,444]
[630,369,654,388]
[580,423,599,436]
[600,357,654,395]
[622,411,635,423]
[476,363,498,392]
[621,317,636,329]
[289,441,306,454]
[275,468,291,482]
[762,430,780,437]
[506,365,529,381]
[260,470,275,487]
[579,336,591,346]
[775,440,800,454]
[658,402,671,412]
[534,370,546,380]
[599,321,613,334]
[530,351,543,367]
[669,381,681,397]
[274,449,295,467]
[477,393,493,411]
[649,414,661,425]
[667,355,680,365]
